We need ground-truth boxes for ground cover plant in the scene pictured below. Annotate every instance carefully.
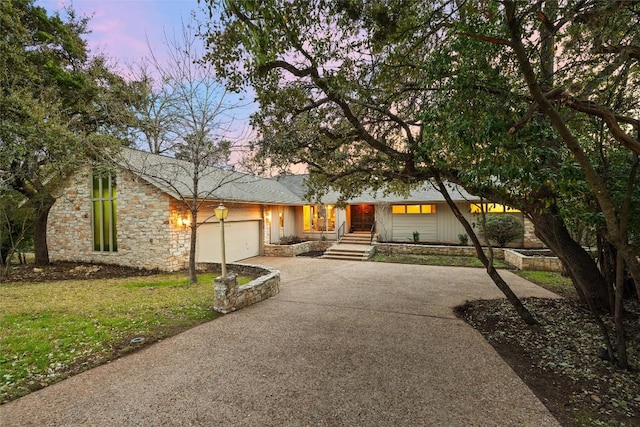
[371,253,507,269]
[0,266,251,403]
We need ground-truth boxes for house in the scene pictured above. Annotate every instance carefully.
[47,148,541,271]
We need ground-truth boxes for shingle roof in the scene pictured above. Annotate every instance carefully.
[115,148,304,205]
[115,149,478,205]
[274,174,479,204]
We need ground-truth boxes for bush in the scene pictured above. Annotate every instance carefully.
[479,215,524,247]
[279,235,304,245]
[458,234,469,245]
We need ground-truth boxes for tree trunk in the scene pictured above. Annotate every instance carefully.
[436,178,538,325]
[188,209,198,284]
[529,209,611,312]
[33,195,55,266]
[615,253,629,369]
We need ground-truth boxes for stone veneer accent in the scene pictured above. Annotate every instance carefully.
[374,243,506,260]
[264,240,334,257]
[213,263,280,314]
[523,217,544,248]
[48,167,191,271]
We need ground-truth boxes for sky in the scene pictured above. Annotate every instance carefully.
[37,0,263,164]
[38,0,207,68]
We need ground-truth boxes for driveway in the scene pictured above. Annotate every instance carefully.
[0,258,560,426]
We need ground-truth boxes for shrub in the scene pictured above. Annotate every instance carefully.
[279,235,304,245]
[412,230,420,242]
[458,234,469,245]
[479,215,524,247]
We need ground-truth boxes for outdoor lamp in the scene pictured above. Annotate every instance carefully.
[215,204,229,277]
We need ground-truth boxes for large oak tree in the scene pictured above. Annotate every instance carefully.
[203,1,639,316]
[0,0,135,265]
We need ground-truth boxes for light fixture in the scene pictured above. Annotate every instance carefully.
[214,203,229,277]
[176,214,191,229]
[214,203,228,221]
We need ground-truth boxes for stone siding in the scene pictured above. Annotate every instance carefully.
[48,168,191,271]
[213,264,280,314]
[374,243,505,260]
[264,240,333,257]
[523,217,544,248]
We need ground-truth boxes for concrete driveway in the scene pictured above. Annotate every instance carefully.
[0,258,560,426]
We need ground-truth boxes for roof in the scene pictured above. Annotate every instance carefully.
[114,149,478,205]
[274,174,479,204]
[115,148,304,205]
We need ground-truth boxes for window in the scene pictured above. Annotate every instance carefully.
[92,172,117,252]
[303,204,335,231]
[392,204,436,214]
[470,203,520,213]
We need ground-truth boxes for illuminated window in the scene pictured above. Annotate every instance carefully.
[470,203,520,213]
[392,204,436,214]
[303,204,335,231]
[392,205,405,214]
[92,172,117,252]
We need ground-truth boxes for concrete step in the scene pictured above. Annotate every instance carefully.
[339,233,377,245]
[321,243,375,261]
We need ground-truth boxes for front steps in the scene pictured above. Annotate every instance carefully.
[338,232,377,245]
[319,232,377,261]
[321,244,375,261]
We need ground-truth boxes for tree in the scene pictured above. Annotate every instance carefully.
[203,0,541,324]
[126,19,247,283]
[0,0,135,265]
[202,0,640,313]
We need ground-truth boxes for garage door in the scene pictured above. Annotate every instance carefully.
[196,220,261,263]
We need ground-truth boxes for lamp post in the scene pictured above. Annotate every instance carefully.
[214,203,229,277]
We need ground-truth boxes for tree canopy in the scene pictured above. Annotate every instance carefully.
[0,0,135,264]
[203,0,640,306]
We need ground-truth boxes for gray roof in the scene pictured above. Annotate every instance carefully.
[115,148,304,205]
[274,174,479,204]
[115,149,477,205]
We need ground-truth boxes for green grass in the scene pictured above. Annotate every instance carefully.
[370,253,507,269]
[513,270,577,298]
[0,273,237,403]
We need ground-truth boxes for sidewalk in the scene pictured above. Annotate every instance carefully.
[0,257,560,426]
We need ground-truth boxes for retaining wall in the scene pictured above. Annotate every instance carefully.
[213,263,280,314]
[264,241,334,257]
[503,249,564,272]
[374,243,505,260]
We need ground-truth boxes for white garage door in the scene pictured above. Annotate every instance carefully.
[196,221,261,263]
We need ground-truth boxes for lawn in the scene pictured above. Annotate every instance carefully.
[0,272,250,403]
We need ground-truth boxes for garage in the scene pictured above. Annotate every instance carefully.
[196,220,261,263]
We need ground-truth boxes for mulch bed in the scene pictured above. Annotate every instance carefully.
[1,262,160,283]
[456,298,640,427]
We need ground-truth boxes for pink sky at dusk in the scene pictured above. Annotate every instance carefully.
[37,0,208,67]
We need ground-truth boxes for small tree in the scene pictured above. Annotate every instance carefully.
[480,215,524,247]
[127,19,248,284]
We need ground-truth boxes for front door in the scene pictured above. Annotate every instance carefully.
[350,204,375,232]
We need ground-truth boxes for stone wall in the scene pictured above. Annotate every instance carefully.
[374,243,505,260]
[264,240,333,257]
[48,167,191,271]
[213,264,280,314]
[503,249,563,272]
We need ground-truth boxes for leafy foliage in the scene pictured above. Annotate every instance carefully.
[0,0,136,264]
[479,214,524,247]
